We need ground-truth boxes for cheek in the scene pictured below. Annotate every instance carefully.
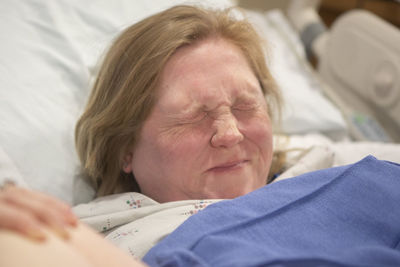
[241,114,273,147]
[132,126,204,189]
[244,116,273,182]
[154,126,209,165]
[240,113,273,174]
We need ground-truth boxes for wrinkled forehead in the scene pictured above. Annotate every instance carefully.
[154,38,262,106]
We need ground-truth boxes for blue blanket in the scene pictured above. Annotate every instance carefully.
[144,156,400,266]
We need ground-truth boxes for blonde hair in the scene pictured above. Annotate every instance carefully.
[75,5,282,197]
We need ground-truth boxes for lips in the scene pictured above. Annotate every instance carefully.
[207,160,249,173]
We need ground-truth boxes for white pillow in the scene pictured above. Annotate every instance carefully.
[0,0,87,203]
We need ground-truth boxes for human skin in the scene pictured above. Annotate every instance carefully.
[0,223,147,267]
[123,37,273,203]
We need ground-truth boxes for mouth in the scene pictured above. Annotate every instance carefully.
[207,160,249,173]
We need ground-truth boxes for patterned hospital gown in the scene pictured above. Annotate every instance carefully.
[73,193,220,259]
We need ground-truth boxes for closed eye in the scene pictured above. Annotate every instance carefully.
[179,111,208,124]
[232,103,259,111]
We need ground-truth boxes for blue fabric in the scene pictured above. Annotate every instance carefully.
[143,156,400,266]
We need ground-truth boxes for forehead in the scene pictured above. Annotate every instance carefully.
[163,38,249,79]
[155,38,262,108]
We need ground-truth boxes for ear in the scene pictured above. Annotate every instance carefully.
[122,152,133,173]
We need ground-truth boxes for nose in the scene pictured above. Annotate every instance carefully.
[210,111,244,148]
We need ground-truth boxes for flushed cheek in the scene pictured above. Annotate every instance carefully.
[241,115,272,145]
[156,128,208,169]
[241,116,273,171]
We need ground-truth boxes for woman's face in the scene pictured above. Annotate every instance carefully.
[124,38,273,202]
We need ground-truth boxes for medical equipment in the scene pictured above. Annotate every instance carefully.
[317,10,400,142]
[288,0,400,142]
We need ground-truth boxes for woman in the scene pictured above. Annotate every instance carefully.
[0,4,281,266]
[73,4,281,201]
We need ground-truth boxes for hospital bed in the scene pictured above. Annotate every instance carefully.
[0,0,399,206]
